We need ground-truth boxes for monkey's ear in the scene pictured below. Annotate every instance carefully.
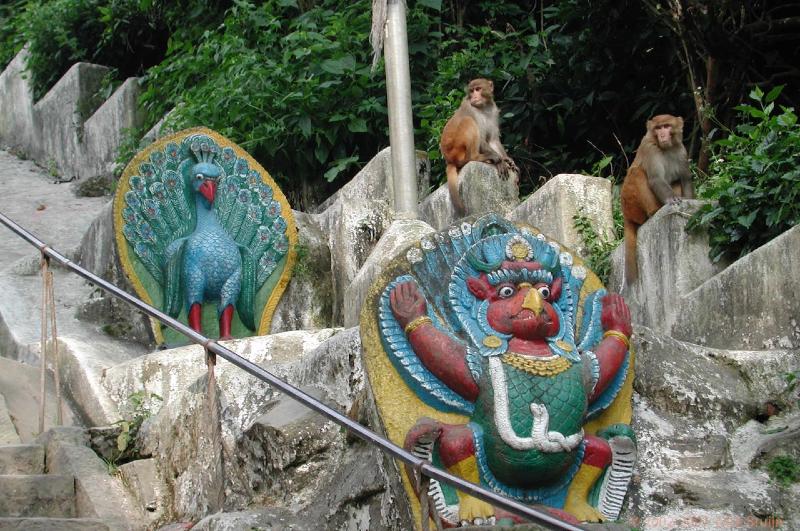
[675,116,684,128]
[646,119,654,131]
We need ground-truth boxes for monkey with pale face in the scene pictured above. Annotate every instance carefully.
[440,78,518,214]
[621,114,693,282]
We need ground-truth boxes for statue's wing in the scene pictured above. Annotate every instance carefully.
[119,142,196,286]
[377,275,474,416]
[213,147,291,291]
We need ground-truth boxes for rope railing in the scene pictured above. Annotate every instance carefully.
[0,210,584,531]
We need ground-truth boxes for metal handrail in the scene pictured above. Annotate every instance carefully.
[0,210,584,531]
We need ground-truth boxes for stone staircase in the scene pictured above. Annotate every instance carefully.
[0,359,144,529]
[0,399,111,529]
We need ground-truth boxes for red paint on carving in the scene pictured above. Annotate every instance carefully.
[219,304,234,340]
[582,435,612,468]
[189,303,202,333]
[439,423,477,467]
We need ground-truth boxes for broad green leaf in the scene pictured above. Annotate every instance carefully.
[298,115,312,137]
[765,85,784,103]
[736,211,757,228]
[418,0,442,11]
[348,118,368,133]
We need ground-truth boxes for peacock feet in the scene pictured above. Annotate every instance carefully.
[189,303,203,334]
[219,305,234,340]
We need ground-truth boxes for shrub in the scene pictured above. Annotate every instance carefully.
[766,455,800,487]
[140,0,388,207]
[0,0,26,70]
[18,0,229,101]
[687,86,800,263]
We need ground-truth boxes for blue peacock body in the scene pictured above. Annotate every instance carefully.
[117,129,293,341]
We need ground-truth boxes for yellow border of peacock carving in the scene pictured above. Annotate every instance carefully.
[113,126,298,344]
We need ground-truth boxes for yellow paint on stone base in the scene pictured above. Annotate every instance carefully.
[359,222,635,528]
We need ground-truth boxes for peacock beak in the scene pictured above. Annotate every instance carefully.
[199,180,217,203]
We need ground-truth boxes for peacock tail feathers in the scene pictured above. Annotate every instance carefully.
[121,141,195,284]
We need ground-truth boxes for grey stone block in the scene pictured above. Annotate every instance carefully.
[0,474,75,517]
[32,62,111,179]
[43,432,144,525]
[419,161,519,231]
[323,198,393,325]
[0,518,110,530]
[632,325,757,426]
[270,211,334,333]
[0,445,44,475]
[510,173,613,258]
[0,395,20,445]
[314,147,430,215]
[609,200,726,334]
[0,48,37,153]
[118,458,166,524]
[0,358,76,443]
[672,223,800,350]
[343,218,435,327]
[82,77,145,181]
[192,509,313,531]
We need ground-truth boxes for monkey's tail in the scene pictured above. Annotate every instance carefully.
[446,163,465,215]
[623,220,639,284]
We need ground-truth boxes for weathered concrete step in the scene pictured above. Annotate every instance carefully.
[0,517,110,530]
[0,445,44,475]
[0,395,20,445]
[0,474,75,517]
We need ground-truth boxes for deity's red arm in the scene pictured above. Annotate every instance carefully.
[405,324,480,402]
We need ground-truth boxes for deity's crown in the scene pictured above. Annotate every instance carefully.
[466,233,560,286]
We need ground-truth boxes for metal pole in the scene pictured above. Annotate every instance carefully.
[0,210,583,531]
[384,0,419,219]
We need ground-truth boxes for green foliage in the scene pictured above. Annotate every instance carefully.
[141,0,386,206]
[292,240,311,279]
[109,390,162,470]
[573,202,622,285]
[0,0,26,70]
[410,2,556,193]
[17,0,230,101]
[766,455,800,487]
[19,0,102,101]
[687,86,800,263]
[114,126,149,175]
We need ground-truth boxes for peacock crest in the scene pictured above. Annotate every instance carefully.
[114,127,296,344]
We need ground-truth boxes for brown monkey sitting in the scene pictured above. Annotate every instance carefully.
[440,78,518,214]
[620,114,693,283]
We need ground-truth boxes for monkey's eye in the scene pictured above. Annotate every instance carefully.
[537,286,551,299]
[498,285,515,298]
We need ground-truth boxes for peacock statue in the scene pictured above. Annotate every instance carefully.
[113,127,296,345]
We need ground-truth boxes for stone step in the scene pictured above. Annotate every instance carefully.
[0,395,20,445]
[0,517,110,530]
[0,475,75,518]
[0,445,44,475]
[0,357,77,442]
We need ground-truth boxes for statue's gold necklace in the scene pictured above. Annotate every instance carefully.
[501,352,572,377]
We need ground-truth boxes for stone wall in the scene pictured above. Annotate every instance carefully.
[0,48,144,181]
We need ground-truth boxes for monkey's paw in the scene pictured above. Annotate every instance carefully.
[667,196,683,205]
[505,157,519,174]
